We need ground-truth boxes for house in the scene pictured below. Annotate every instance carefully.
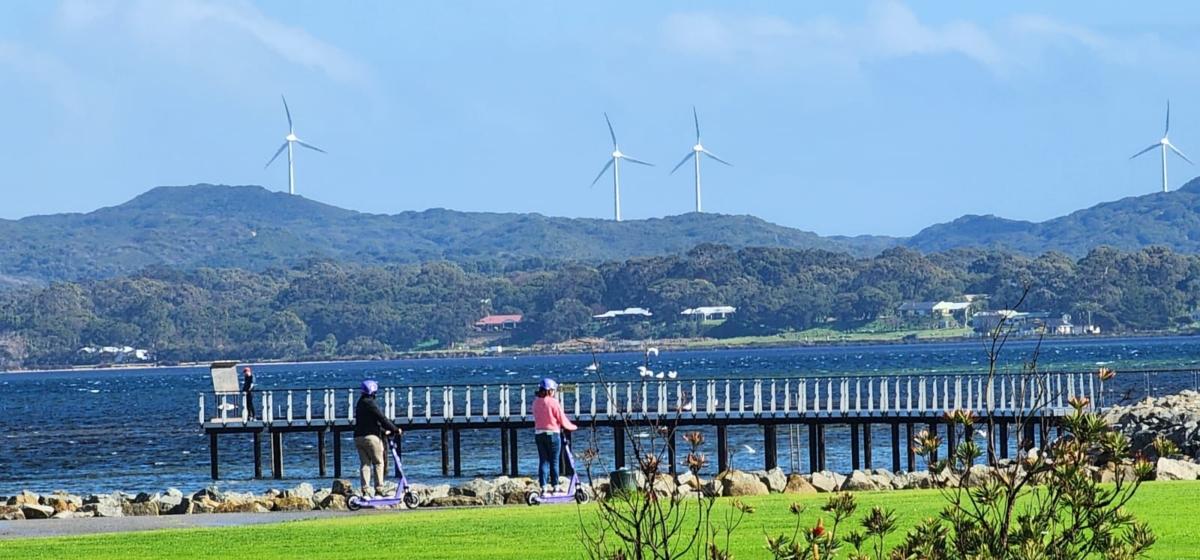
[680,306,736,320]
[593,307,653,320]
[897,301,972,318]
[473,314,523,332]
[77,345,152,362]
[970,310,1025,334]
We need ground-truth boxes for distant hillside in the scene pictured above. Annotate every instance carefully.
[906,178,1200,255]
[0,184,896,283]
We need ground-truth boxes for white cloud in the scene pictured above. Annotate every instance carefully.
[56,0,372,87]
[662,1,1181,76]
[0,40,86,113]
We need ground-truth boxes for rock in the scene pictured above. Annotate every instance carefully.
[122,501,160,516]
[409,484,452,507]
[271,496,314,512]
[43,493,80,513]
[810,471,846,493]
[214,500,270,514]
[318,493,348,511]
[758,468,788,493]
[285,483,315,500]
[0,505,25,520]
[222,491,256,503]
[20,504,55,520]
[189,497,218,514]
[494,477,536,504]
[1156,457,1200,481]
[132,492,157,503]
[868,470,895,490]
[81,493,125,518]
[784,474,817,495]
[676,471,701,490]
[192,486,224,502]
[155,491,185,515]
[842,470,879,491]
[456,478,497,503]
[8,490,39,507]
[718,470,769,497]
[429,495,485,508]
[332,479,355,497]
[313,489,332,504]
[650,474,677,497]
[701,479,723,497]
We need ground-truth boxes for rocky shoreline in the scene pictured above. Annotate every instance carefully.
[6,391,1200,522]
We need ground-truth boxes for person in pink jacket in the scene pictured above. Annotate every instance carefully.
[533,377,578,494]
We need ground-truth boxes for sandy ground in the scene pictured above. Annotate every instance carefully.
[0,509,400,539]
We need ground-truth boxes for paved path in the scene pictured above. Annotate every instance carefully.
[0,510,399,539]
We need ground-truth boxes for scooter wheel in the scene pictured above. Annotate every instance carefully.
[574,488,590,504]
[525,491,542,506]
[402,492,419,509]
[347,496,363,511]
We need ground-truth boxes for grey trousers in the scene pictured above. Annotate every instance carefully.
[354,435,386,496]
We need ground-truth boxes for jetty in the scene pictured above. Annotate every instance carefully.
[197,367,1195,481]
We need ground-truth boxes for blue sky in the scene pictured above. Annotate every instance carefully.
[1,1,1198,236]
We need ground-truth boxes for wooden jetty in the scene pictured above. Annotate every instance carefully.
[198,369,1132,481]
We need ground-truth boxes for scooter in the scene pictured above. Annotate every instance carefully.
[347,433,420,510]
[526,434,591,506]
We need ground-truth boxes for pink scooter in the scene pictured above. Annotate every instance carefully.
[525,435,590,506]
[347,434,420,510]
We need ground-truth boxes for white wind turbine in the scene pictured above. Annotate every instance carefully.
[590,113,653,221]
[1130,101,1192,193]
[670,107,731,212]
[265,95,327,196]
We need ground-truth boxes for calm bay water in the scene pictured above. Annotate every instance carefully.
[1,336,1198,496]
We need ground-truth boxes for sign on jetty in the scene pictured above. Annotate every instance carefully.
[193,367,1181,482]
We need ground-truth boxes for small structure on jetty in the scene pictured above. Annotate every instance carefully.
[193,366,1180,482]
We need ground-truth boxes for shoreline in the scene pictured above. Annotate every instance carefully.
[4,331,1198,376]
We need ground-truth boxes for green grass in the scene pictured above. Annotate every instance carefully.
[3,482,1198,559]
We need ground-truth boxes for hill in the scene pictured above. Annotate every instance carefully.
[906,177,1200,254]
[0,184,896,283]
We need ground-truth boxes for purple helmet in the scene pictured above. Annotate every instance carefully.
[539,378,558,391]
[360,379,379,395]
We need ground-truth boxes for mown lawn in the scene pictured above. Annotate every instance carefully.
[3,482,1198,559]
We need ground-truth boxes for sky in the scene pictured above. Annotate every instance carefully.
[1,1,1199,237]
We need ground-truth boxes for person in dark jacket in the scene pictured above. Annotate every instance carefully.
[242,366,256,420]
[355,379,400,497]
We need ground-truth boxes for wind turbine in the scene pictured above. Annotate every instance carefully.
[1130,101,1192,193]
[590,113,653,221]
[670,107,731,213]
[265,95,327,196]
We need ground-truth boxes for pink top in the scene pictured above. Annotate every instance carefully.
[532,395,578,432]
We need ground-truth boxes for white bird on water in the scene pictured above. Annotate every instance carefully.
[667,371,678,379]
[742,445,756,454]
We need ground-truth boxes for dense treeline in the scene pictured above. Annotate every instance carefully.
[1,244,1198,368]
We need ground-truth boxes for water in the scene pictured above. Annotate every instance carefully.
[2,336,1199,496]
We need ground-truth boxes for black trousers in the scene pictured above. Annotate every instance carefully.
[245,390,257,419]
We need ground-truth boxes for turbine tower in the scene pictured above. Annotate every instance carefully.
[669,107,731,213]
[590,113,653,221]
[1130,100,1192,193]
[265,95,326,196]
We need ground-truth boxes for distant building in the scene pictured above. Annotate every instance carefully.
[680,306,736,320]
[971,311,1099,336]
[78,345,152,362]
[473,314,523,332]
[593,307,653,320]
[897,301,972,317]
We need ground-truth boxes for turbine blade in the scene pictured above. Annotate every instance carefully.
[604,112,617,148]
[297,140,327,154]
[1165,100,1171,136]
[669,152,695,174]
[1129,143,1159,159]
[590,159,614,187]
[282,95,293,131]
[1168,142,1193,164]
[693,106,701,143]
[702,149,732,166]
[264,142,288,168]
[621,155,654,166]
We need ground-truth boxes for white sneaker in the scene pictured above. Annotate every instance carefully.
[542,485,552,494]
[554,485,565,494]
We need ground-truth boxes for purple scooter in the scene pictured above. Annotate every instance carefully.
[347,434,419,510]
[525,434,591,506]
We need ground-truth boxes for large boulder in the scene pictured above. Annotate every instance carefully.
[718,470,769,497]
[285,483,315,500]
[82,493,125,518]
[494,477,536,504]
[754,468,787,493]
[869,469,895,490]
[122,501,160,517]
[318,493,348,511]
[842,470,879,492]
[214,500,270,514]
[192,486,224,502]
[52,510,95,519]
[20,504,55,520]
[456,478,498,503]
[810,471,846,493]
[331,479,355,497]
[409,484,452,507]
[0,505,25,520]
[429,495,485,508]
[784,474,817,495]
[155,489,186,515]
[7,490,39,507]
[1156,457,1200,481]
[651,474,677,497]
[43,492,81,513]
[676,472,702,490]
[271,496,314,512]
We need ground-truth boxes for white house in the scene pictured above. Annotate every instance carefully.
[680,306,736,320]
[593,307,653,320]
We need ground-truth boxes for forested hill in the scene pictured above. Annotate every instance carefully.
[0,184,896,284]
[907,177,1200,254]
